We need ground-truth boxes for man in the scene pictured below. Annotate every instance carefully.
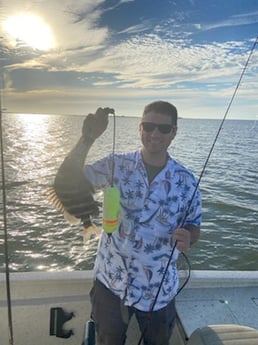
[61,101,201,345]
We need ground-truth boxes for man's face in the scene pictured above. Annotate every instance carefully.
[139,111,177,155]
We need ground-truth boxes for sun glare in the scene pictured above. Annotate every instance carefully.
[2,14,54,51]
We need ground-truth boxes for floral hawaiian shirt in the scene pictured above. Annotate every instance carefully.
[84,150,202,311]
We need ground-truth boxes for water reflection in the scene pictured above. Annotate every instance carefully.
[0,115,257,272]
[15,113,50,146]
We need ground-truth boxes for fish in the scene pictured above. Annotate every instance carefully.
[47,156,101,240]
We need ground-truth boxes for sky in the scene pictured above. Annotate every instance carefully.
[0,0,258,119]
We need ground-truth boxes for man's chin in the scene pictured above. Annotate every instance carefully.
[146,143,163,153]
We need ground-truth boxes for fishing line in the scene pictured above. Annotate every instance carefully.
[181,36,258,225]
[0,99,14,345]
[111,110,116,186]
[136,36,258,345]
[102,110,121,235]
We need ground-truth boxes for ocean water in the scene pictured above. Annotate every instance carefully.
[0,113,257,272]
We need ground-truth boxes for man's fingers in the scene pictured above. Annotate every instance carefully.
[82,107,115,141]
[96,107,114,117]
[173,228,191,251]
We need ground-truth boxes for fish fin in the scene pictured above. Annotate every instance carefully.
[46,187,81,225]
[83,224,101,242]
[46,187,66,213]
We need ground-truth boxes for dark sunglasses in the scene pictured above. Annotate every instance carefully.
[141,122,175,134]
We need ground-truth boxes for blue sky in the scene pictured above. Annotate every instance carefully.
[0,0,258,119]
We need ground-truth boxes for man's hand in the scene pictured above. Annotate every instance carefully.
[82,107,114,142]
[173,228,191,252]
[173,225,200,251]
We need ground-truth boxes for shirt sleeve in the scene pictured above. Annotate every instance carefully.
[184,185,202,227]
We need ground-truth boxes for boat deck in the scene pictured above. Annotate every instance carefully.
[0,270,258,345]
[176,270,258,341]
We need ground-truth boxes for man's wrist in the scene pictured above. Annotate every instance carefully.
[68,136,94,167]
[182,227,193,247]
[184,225,200,246]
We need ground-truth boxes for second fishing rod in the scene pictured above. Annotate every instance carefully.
[135,36,258,345]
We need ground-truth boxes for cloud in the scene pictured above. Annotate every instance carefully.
[1,0,110,51]
[2,1,256,85]
[199,11,258,31]
[3,1,256,89]
[118,22,152,35]
[75,36,254,89]
[1,0,257,119]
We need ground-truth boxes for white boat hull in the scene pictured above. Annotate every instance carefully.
[1,270,258,345]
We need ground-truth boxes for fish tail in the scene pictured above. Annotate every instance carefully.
[83,224,101,242]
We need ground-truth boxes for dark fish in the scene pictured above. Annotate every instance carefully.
[47,156,101,239]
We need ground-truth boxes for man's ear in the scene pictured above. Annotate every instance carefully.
[172,126,177,139]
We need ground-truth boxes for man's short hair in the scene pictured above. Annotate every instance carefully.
[142,101,178,126]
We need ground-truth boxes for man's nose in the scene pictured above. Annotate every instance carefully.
[151,127,161,135]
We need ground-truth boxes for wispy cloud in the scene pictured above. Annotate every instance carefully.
[199,11,258,31]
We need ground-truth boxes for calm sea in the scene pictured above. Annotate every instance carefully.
[0,113,257,272]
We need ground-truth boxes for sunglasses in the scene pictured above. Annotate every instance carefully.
[141,122,175,134]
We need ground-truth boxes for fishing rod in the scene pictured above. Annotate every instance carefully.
[0,97,14,344]
[136,36,258,345]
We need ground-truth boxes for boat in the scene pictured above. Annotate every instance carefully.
[1,269,258,344]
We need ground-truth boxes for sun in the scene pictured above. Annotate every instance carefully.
[2,13,55,51]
